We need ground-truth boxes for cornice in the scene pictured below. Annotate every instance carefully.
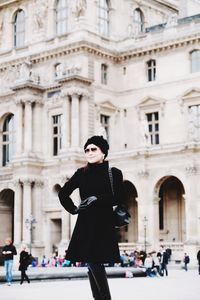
[0,33,200,69]
[12,81,45,92]
[58,75,93,86]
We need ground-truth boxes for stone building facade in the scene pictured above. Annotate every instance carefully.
[0,0,200,261]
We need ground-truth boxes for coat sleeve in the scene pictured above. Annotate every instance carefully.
[58,169,81,214]
[112,168,126,206]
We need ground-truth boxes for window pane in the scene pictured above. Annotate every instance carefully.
[14,10,25,48]
[191,50,200,73]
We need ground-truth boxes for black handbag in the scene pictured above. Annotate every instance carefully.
[108,168,130,228]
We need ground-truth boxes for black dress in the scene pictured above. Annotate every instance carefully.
[58,161,125,263]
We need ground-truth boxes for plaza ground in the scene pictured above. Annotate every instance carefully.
[1,269,200,300]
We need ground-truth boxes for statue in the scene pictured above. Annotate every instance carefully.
[188,108,199,142]
[33,0,48,29]
[71,0,87,18]
[140,115,151,147]
[165,13,178,28]
[19,59,32,81]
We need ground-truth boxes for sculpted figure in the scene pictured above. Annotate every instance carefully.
[140,115,151,147]
[72,0,87,18]
[33,0,48,29]
[188,108,199,142]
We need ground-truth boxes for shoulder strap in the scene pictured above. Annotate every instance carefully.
[108,168,114,196]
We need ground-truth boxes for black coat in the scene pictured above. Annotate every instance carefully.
[19,251,30,271]
[58,161,125,263]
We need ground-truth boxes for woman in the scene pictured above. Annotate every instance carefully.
[58,135,126,300]
[19,245,30,284]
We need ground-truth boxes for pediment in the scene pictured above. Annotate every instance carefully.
[99,100,117,111]
[138,96,164,108]
[182,88,200,99]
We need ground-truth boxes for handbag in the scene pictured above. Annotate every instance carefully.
[108,168,130,228]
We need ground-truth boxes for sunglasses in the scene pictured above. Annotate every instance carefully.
[84,147,98,153]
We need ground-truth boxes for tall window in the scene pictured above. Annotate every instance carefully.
[189,105,200,140]
[52,115,63,156]
[14,9,25,48]
[101,64,108,84]
[99,0,109,36]
[191,50,200,73]
[133,8,144,34]
[56,0,68,36]
[2,114,15,166]
[147,59,156,81]
[146,112,159,145]
[100,114,110,141]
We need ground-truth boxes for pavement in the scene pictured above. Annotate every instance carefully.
[0,269,200,300]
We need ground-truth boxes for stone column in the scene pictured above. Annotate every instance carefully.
[137,170,151,249]
[62,95,70,149]
[71,93,80,147]
[14,180,22,245]
[24,100,33,154]
[80,94,89,146]
[33,100,43,155]
[152,196,160,250]
[32,180,44,245]
[22,179,32,243]
[119,109,124,150]
[184,166,198,244]
[61,210,70,243]
[15,100,23,155]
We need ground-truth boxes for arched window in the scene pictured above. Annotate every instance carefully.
[14,9,25,48]
[133,8,144,34]
[191,50,200,73]
[147,59,156,82]
[2,114,15,166]
[99,0,109,36]
[56,0,68,36]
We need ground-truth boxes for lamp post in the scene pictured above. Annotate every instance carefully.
[143,216,148,253]
[25,215,36,255]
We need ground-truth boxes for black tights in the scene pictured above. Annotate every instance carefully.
[20,270,30,284]
[87,263,111,300]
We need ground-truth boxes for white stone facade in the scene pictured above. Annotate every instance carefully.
[0,0,200,262]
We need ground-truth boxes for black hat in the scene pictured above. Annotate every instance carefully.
[84,135,109,158]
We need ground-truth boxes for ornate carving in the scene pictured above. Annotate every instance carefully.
[140,115,151,147]
[34,180,44,188]
[71,0,87,18]
[33,0,48,30]
[63,87,89,98]
[138,169,149,178]
[185,165,197,174]
[165,13,178,28]
[188,108,199,142]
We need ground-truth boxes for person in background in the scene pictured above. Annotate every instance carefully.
[197,250,200,275]
[183,253,190,271]
[144,253,153,277]
[59,135,126,300]
[2,237,17,286]
[19,245,30,284]
[158,245,169,276]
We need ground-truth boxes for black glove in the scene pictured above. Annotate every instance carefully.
[77,196,97,211]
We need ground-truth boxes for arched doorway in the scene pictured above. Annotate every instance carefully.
[117,180,138,243]
[157,176,185,243]
[0,189,14,265]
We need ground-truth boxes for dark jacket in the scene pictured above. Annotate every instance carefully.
[19,251,30,271]
[58,161,125,263]
[2,244,17,260]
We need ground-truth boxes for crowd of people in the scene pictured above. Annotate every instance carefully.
[1,237,200,286]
